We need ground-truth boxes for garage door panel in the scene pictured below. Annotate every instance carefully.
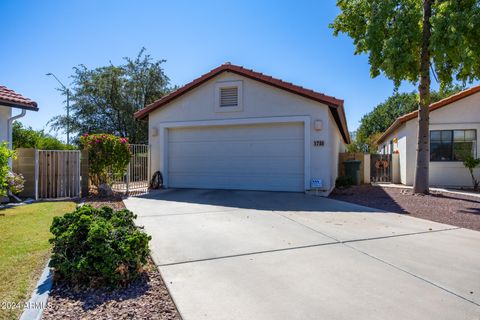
[168,123,304,142]
[167,122,305,192]
[169,156,304,175]
[168,140,303,157]
[168,173,304,192]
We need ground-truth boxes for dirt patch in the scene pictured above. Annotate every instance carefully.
[43,258,179,320]
[79,193,126,210]
[330,185,480,231]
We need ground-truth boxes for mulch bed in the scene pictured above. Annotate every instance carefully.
[330,185,480,231]
[43,196,181,320]
[43,258,179,320]
[80,192,127,210]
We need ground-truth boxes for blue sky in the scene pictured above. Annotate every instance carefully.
[0,0,448,140]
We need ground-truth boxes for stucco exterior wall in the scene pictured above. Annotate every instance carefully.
[328,111,346,188]
[0,106,12,143]
[147,72,345,192]
[379,91,480,188]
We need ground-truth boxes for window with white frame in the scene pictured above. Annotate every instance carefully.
[215,81,243,112]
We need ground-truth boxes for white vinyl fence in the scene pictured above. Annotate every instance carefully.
[36,150,81,199]
[110,144,150,195]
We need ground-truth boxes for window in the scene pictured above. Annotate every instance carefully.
[430,129,477,161]
[215,80,243,112]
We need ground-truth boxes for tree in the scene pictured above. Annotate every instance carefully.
[12,122,74,150]
[50,48,171,144]
[331,0,480,194]
[351,86,463,153]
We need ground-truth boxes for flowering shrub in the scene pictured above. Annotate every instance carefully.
[79,134,131,187]
[0,142,15,196]
[6,172,25,195]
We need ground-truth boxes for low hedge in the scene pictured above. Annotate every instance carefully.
[49,205,151,287]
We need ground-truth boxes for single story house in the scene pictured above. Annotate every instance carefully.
[377,85,480,188]
[0,85,38,150]
[135,63,350,194]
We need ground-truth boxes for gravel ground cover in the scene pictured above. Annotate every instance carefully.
[43,196,180,320]
[43,258,179,320]
[330,185,480,231]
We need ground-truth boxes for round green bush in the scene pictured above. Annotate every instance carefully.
[49,205,151,287]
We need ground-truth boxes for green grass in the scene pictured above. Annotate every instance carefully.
[0,202,76,320]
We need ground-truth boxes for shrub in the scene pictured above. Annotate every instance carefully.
[79,134,131,187]
[0,143,15,196]
[49,205,151,287]
[13,121,74,150]
[336,176,354,188]
[463,155,480,191]
[6,172,25,195]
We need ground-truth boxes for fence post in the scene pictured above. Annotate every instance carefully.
[34,149,39,200]
[364,154,371,184]
[126,161,130,196]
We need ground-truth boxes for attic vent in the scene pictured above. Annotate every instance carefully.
[220,87,238,107]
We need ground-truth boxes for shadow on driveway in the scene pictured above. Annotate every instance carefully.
[133,188,382,213]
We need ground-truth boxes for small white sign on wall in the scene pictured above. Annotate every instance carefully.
[310,179,323,188]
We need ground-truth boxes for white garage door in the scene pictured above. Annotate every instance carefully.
[167,122,304,192]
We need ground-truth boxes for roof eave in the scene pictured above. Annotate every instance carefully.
[0,99,39,112]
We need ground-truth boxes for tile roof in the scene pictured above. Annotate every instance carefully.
[135,63,350,143]
[377,85,480,144]
[0,85,38,111]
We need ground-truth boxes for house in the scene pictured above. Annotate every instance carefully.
[135,63,350,194]
[0,85,39,150]
[377,85,480,188]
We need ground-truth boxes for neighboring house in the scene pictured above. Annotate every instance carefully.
[377,85,480,188]
[0,85,39,150]
[135,63,350,194]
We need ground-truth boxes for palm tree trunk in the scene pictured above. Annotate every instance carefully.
[413,0,434,194]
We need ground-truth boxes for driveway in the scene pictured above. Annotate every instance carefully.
[124,189,480,320]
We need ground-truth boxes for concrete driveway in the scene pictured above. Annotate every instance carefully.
[124,189,480,320]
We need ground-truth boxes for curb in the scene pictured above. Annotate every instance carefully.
[19,260,53,320]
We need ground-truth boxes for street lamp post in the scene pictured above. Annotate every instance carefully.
[46,73,70,145]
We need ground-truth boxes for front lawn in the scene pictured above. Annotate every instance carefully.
[0,202,76,320]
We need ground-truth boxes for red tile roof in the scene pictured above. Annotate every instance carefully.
[0,85,38,111]
[134,63,350,143]
[377,85,480,144]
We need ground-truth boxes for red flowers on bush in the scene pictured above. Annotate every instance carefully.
[80,134,131,187]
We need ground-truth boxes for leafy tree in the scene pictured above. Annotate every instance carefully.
[50,48,171,144]
[12,122,74,150]
[331,0,480,194]
[351,86,464,153]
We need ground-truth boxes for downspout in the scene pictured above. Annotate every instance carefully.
[7,109,26,168]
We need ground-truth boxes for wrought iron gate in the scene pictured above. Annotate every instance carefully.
[110,144,150,195]
[370,154,392,183]
[36,150,81,199]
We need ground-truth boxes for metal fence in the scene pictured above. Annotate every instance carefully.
[370,154,392,183]
[110,144,150,195]
[36,150,81,199]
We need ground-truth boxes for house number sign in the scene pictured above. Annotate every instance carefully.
[313,140,324,147]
